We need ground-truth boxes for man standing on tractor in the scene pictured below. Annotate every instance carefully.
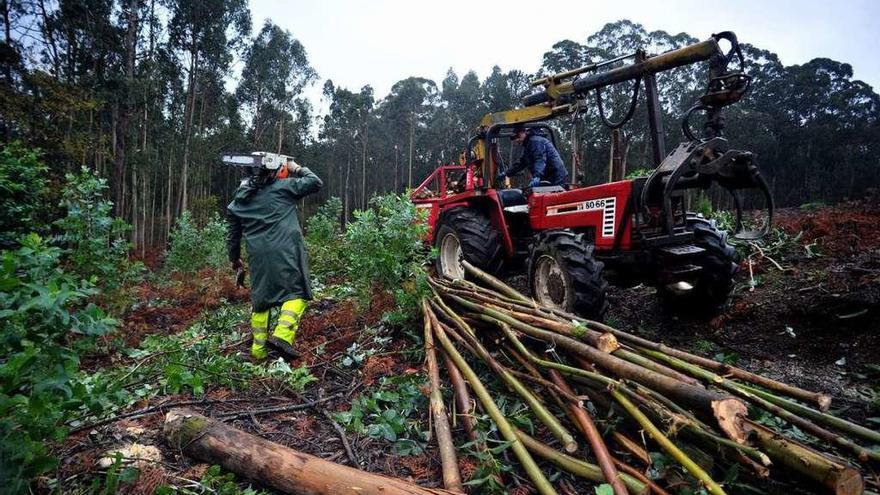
[497,125,569,187]
[227,159,322,362]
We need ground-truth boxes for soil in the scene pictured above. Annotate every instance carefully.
[57,202,880,494]
[604,202,880,418]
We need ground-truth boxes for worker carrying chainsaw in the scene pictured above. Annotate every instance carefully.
[224,151,323,361]
[497,125,569,187]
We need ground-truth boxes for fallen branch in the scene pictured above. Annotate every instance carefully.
[424,304,558,495]
[217,395,338,420]
[71,397,274,433]
[515,429,648,495]
[321,409,359,467]
[461,260,532,303]
[549,369,629,495]
[163,408,458,495]
[422,300,464,493]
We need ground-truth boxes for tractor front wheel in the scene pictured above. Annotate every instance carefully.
[658,215,740,314]
[434,207,502,280]
[528,231,608,320]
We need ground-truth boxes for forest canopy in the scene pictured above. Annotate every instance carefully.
[2,2,878,253]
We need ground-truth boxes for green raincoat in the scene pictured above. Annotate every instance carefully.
[227,168,323,312]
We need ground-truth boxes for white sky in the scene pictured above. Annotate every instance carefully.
[248,0,879,109]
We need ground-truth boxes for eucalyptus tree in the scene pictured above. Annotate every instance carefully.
[381,77,438,188]
[320,80,375,220]
[237,20,316,153]
[166,0,250,213]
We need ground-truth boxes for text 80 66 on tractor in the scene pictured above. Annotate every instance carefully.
[412,32,773,320]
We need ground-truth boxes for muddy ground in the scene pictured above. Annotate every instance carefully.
[56,202,880,494]
[606,202,880,420]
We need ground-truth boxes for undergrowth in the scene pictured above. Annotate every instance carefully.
[55,167,144,292]
[710,209,820,263]
[71,304,316,430]
[307,194,432,323]
[165,211,229,274]
[0,234,118,492]
[334,374,429,456]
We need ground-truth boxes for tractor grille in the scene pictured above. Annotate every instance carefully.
[602,197,617,237]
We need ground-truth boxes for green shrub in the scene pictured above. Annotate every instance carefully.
[165,211,228,273]
[306,196,343,243]
[305,197,345,280]
[0,142,50,249]
[0,234,117,492]
[695,194,714,218]
[625,168,652,179]
[54,167,142,290]
[334,374,428,455]
[343,194,431,315]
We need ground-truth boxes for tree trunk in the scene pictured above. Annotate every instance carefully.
[276,113,284,153]
[609,129,624,182]
[747,421,863,495]
[163,409,457,495]
[166,150,173,241]
[344,149,351,223]
[361,128,367,209]
[1,0,12,82]
[180,39,199,214]
[421,302,463,492]
[408,112,414,188]
[132,160,139,250]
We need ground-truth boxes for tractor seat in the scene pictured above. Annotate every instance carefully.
[497,188,527,208]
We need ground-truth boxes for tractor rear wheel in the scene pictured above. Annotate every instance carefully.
[528,231,608,320]
[434,207,502,279]
[659,215,740,313]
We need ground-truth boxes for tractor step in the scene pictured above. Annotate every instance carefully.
[659,244,705,257]
[503,204,529,214]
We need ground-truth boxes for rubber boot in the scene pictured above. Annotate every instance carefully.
[268,298,306,359]
[250,310,270,361]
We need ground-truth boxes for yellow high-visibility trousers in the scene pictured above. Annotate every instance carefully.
[250,299,307,360]
[273,298,307,345]
[250,310,270,360]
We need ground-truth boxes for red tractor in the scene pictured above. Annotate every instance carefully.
[412,32,773,319]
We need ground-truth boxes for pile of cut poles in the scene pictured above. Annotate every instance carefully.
[421,261,877,495]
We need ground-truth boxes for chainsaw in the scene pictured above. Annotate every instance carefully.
[219,151,299,171]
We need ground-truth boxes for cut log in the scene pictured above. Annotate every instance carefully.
[461,260,532,303]
[515,430,648,495]
[747,421,863,495]
[163,409,458,495]
[549,369,629,495]
[457,301,749,442]
[422,300,464,493]
[441,350,479,445]
[583,319,832,411]
[424,306,559,495]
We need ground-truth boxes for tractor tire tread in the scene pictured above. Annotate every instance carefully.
[529,230,609,320]
[438,207,502,274]
[659,215,740,313]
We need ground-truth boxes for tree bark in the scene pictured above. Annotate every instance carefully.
[454,296,747,436]
[548,370,629,495]
[421,301,463,493]
[180,37,199,214]
[163,409,458,495]
[747,421,863,495]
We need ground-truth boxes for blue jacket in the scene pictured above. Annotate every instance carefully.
[505,133,569,186]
